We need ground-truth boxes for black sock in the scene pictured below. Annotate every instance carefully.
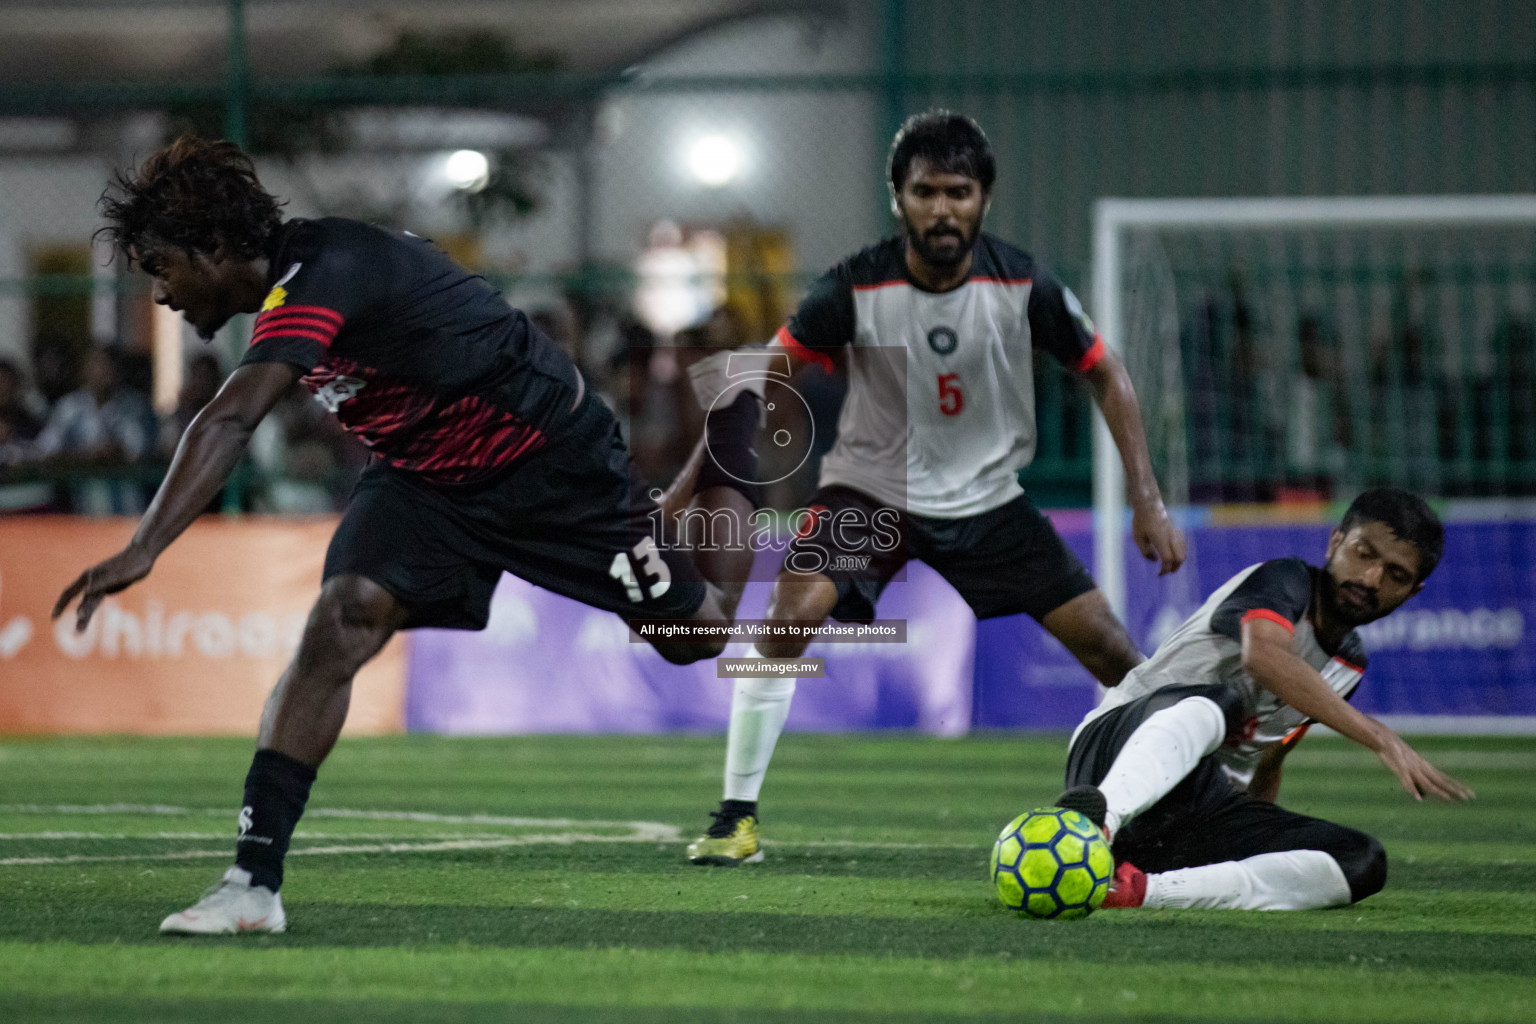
[721,798,757,819]
[695,392,763,508]
[234,748,317,892]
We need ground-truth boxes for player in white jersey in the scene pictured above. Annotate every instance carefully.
[1055,488,1473,910]
[685,111,1186,864]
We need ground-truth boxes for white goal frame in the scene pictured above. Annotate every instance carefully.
[1090,193,1536,619]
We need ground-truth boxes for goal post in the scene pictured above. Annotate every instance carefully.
[1090,193,1536,620]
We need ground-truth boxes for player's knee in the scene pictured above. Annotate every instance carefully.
[760,573,836,659]
[1042,592,1142,686]
[312,575,401,653]
[1335,831,1388,903]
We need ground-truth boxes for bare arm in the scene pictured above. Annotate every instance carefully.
[1242,617,1474,802]
[1247,741,1289,803]
[1082,351,1186,575]
[1247,724,1312,803]
[53,361,301,631]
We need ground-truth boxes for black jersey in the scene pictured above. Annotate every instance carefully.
[239,218,581,485]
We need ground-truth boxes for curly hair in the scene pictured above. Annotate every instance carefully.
[97,136,285,264]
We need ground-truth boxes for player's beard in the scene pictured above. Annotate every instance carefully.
[1321,559,1382,626]
[903,219,977,269]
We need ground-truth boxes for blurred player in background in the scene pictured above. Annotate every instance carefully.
[53,137,767,934]
[1056,488,1473,911]
[686,111,1187,865]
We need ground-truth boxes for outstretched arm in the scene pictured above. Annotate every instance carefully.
[1082,351,1185,576]
[53,361,301,630]
[1242,617,1474,802]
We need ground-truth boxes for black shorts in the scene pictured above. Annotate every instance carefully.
[1065,683,1385,901]
[325,391,707,630]
[782,485,1096,623]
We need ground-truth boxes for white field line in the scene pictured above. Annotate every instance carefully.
[0,804,676,831]
[0,833,687,867]
[0,832,544,841]
[0,803,984,866]
[0,804,687,866]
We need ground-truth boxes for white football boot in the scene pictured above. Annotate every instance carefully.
[686,345,790,413]
[159,866,287,935]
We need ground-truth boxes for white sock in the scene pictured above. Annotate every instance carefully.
[1098,696,1226,836]
[1143,850,1352,910]
[722,647,796,803]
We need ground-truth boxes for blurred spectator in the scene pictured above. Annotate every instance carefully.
[1479,317,1536,496]
[1186,279,1276,503]
[6,346,158,514]
[0,357,44,446]
[159,352,226,459]
[529,304,579,365]
[1282,315,1349,500]
[249,384,370,513]
[594,312,659,445]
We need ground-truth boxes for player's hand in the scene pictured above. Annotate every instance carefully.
[1131,500,1186,576]
[52,545,155,633]
[1373,732,1475,802]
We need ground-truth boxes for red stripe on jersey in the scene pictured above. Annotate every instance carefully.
[1332,655,1366,674]
[1241,608,1297,634]
[1281,723,1311,749]
[254,306,343,348]
[775,326,834,373]
[256,313,342,332]
[969,276,1033,286]
[1075,335,1106,374]
[303,357,548,484]
[251,326,337,347]
[262,305,343,325]
[850,280,907,292]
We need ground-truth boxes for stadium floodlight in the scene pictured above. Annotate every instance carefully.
[1091,194,1536,620]
[444,149,490,192]
[687,134,742,187]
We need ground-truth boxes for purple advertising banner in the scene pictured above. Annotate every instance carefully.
[407,510,1536,734]
[974,509,1536,728]
[407,543,976,735]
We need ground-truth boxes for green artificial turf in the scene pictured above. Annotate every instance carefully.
[1,732,1531,1021]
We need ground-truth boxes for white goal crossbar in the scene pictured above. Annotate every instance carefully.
[1090,194,1536,618]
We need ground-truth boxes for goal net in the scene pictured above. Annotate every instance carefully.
[1091,196,1536,731]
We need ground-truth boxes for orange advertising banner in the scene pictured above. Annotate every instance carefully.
[0,516,406,735]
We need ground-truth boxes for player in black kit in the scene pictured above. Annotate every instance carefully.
[51,137,762,934]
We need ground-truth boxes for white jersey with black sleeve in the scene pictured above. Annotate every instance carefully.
[1073,558,1369,790]
[774,234,1105,519]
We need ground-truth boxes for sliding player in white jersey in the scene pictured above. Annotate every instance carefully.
[1056,488,1473,910]
[684,110,1186,864]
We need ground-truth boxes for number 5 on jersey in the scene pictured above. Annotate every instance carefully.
[938,372,964,416]
[609,537,673,602]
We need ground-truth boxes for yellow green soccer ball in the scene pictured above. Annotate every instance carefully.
[991,806,1114,920]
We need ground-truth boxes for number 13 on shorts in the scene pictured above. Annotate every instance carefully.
[609,536,673,602]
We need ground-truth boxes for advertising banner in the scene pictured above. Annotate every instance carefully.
[974,508,1536,728]
[406,544,976,735]
[0,517,406,735]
